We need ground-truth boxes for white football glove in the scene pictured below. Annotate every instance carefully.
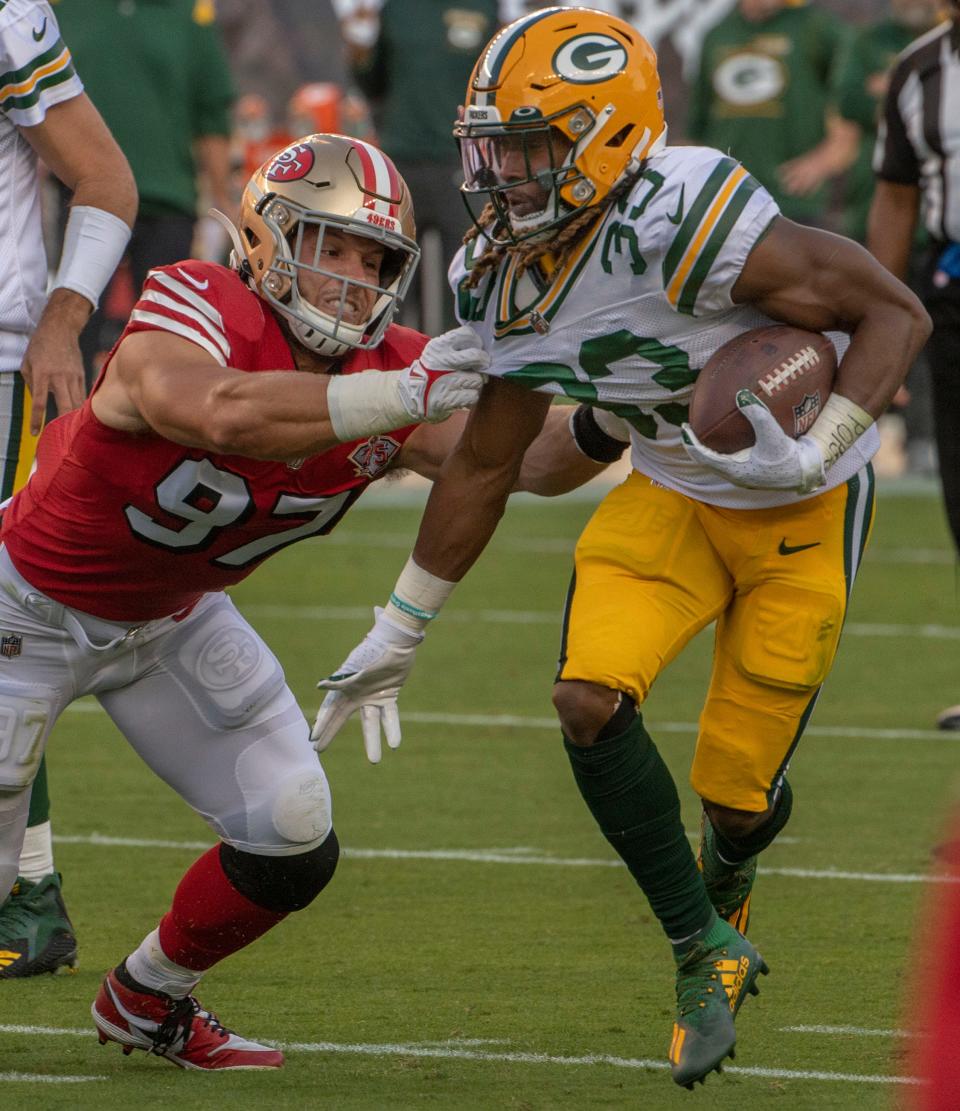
[312,607,424,763]
[398,325,490,423]
[681,389,826,494]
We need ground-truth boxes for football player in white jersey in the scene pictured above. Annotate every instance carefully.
[313,6,932,1089]
[0,0,136,978]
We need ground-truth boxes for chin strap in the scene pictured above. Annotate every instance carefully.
[208,208,246,274]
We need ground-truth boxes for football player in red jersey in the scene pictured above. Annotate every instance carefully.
[0,133,613,1068]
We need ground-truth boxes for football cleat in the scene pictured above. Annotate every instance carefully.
[698,812,756,935]
[92,962,284,1070]
[0,873,77,978]
[669,922,768,1089]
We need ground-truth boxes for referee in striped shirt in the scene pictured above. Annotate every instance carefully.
[868,1,960,731]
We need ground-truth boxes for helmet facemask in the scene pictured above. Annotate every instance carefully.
[458,114,588,242]
[237,135,420,358]
[248,186,418,356]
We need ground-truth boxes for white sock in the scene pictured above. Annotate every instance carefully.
[125,928,202,999]
[18,821,54,881]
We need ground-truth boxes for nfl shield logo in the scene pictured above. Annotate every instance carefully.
[793,392,822,436]
[0,634,22,659]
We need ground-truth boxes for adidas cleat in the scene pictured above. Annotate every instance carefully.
[698,812,756,935]
[92,962,284,1070]
[0,873,77,978]
[668,922,768,1088]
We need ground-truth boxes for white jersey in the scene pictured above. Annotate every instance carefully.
[0,0,82,373]
[450,144,878,509]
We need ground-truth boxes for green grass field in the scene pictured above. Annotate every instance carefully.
[3,480,958,1110]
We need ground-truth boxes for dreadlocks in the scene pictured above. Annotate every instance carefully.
[461,173,640,290]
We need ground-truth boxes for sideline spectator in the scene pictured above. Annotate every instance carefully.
[55,0,235,380]
[0,0,136,978]
[343,0,500,334]
[869,0,960,731]
[688,0,850,226]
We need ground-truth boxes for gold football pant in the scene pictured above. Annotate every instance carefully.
[558,468,875,811]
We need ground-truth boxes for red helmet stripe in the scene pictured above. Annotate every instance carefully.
[353,140,400,219]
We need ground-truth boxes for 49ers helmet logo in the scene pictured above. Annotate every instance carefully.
[265,143,315,182]
[552,34,628,84]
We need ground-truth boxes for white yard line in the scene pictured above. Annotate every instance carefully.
[50,832,956,885]
[0,1072,105,1084]
[62,699,953,742]
[237,603,960,641]
[781,1025,911,1038]
[0,1025,918,1087]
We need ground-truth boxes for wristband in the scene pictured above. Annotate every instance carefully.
[326,369,409,441]
[804,393,874,473]
[570,405,631,463]
[384,556,457,634]
[52,205,131,310]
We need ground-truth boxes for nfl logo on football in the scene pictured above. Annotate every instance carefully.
[792,392,821,437]
[0,633,22,658]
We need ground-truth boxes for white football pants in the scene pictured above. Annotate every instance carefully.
[0,546,332,897]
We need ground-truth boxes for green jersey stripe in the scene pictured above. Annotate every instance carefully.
[0,60,78,115]
[676,176,763,315]
[2,374,25,502]
[662,156,739,286]
[0,38,70,94]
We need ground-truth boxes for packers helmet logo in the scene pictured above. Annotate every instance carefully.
[265,143,315,182]
[552,34,628,84]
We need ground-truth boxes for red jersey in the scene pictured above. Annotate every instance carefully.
[2,261,426,621]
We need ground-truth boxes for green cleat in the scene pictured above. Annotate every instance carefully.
[668,921,768,1089]
[0,873,78,978]
[698,812,757,935]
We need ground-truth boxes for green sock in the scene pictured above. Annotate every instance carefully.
[563,713,715,943]
[27,756,50,827]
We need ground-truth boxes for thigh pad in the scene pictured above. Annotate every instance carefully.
[728,583,843,691]
[0,678,58,789]
[162,602,285,730]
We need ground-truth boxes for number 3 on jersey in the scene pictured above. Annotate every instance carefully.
[125,458,352,568]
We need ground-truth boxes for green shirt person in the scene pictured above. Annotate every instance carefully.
[687,0,849,225]
[55,0,234,222]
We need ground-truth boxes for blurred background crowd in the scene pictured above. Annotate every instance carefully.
[50,0,949,479]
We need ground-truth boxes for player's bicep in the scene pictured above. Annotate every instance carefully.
[107,330,231,443]
[732,215,894,332]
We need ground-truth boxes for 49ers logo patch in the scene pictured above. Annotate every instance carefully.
[349,435,401,478]
[265,144,315,182]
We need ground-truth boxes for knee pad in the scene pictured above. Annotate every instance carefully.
[271,768,333,847]
[219,829,340,913]
[714,777,794,861]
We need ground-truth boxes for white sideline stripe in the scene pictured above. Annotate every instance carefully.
[238,603,960,641]
[50,833,958,885]
[781,1024,911,1038]
[61,698,953,741]
[0,1072,105,1084]
[0,1026,918,1087]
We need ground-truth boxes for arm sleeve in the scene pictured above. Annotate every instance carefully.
[0,3,83,128]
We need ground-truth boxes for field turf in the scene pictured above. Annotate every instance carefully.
[2,479,957,1110]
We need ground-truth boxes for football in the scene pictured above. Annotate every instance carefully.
[688,325,837,454]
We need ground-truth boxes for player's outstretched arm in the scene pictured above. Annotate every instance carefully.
[313,379,552,760]
[20,93,137,433]
[95,326,488,460]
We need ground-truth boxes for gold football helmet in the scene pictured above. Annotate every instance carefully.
[236,134,419,356]
[454,6,665,241]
